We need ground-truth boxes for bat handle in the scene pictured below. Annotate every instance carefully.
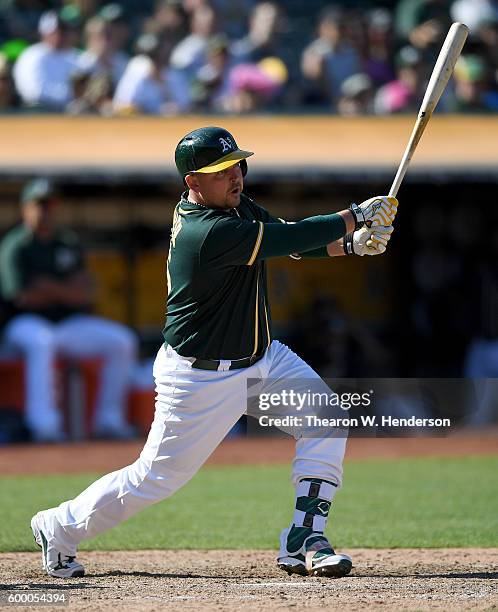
[388,114,426,199]
[389,164,406,198]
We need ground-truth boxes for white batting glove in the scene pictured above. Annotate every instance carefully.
[344,225,394,256]
[349,196,398,228]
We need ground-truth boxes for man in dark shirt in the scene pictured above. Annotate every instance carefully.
[0,179,138,442]
[30,128,396,578]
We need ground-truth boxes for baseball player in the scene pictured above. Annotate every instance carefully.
[31,127,397,578]
[0,179,137,441]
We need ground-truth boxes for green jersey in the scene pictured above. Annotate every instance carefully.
[164,193,272,360]
[0,224,85,322]
[163,192,347,361]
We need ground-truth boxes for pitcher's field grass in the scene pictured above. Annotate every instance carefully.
[1,456,497,552]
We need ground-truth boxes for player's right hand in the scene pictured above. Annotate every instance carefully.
[350,196,398,229]
[352,225,394,256]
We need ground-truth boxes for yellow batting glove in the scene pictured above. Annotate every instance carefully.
[370,196,398,227]
[350,196,398,229]
[345,225,394,256]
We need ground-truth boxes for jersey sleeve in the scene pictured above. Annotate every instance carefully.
[200,216,264,267]
[293,246,329,258]
[257,213,346,260]
[0,237,24,300]
[252,202,330,259]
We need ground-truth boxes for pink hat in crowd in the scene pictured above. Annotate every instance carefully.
[229,57,288,96]
[377,81,412,113]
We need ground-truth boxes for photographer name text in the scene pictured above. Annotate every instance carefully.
[258,415,452,428]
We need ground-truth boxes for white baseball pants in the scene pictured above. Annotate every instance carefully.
[3,313,137,437]
[39,340,347,556]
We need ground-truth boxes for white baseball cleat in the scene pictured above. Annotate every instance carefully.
[277,527,352,578]
[31,513,85,578]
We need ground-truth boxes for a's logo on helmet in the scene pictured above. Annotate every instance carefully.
[219,137,233,153]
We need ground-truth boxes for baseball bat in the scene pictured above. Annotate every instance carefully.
[389,22,469,198]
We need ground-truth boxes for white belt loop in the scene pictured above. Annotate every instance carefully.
[166,344,195,368]
[218,360,231,371]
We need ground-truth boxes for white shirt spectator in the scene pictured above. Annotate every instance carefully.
[77,49,129,87]
[113,57,191,115]
[170,34,207,73]
[13,42,80,109]
[451,0,498,33]
[169,4,217,76]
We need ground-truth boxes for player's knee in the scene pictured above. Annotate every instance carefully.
[99,322,138,357]
[114,327,138,359]
[6,316,55,350]
[132,457,193,498]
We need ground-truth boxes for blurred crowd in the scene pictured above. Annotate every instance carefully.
[1,0,498,115]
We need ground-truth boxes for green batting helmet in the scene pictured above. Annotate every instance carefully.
[175,126,253,181]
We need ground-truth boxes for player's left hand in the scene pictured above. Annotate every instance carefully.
[350,225,394,256]
[350,195,398,228]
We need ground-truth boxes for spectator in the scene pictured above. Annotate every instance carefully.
[0,179,138,442]
[66,69,114,115]
[58,4,84,49]
[231,2,284,63]
[223,55,287,113]
[395,0,452,48]
[338,72,374,116]
[169,3,218,76]
[142,0,189,40]
[451,0,498,34]
[301,6,361,110]
[99,3,131,56]
[374,46,424,114]
[63,0,100,22]
[2,1,498,115]
[363,8,395,87]
[13,10,80,110]
[77,16,129,90]
[452,53,498,112]
[476,16,498,71]
[191,33,232,111]
[0,52,19,111]
[113,32,190,114]
[211,0,255,39]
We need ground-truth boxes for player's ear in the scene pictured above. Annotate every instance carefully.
[185,173,200,192]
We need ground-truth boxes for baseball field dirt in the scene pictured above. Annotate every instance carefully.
[1,548,497,611]
[1,432,497,475]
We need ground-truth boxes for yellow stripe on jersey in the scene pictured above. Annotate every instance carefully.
[253,279,259,356]
[247,221,264,266]
[263,296,270,348]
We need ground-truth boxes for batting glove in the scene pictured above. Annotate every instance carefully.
[343,225,394,256]
[349,196,398,229]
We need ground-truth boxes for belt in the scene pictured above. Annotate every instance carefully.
[191,351,265,371]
